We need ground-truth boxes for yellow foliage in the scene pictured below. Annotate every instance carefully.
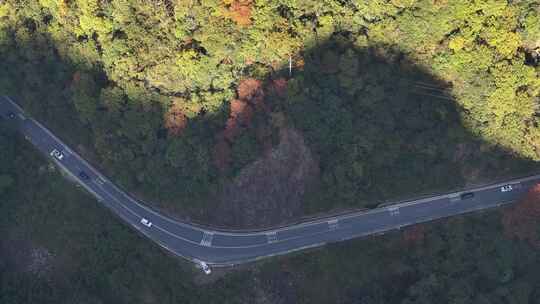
[316,15,335,39]
[390,0,417,9]
[77,0,100,14]
[486,31,522,58]
[79,15,113,35]
[0,4,10,18]
[448,36,466,51]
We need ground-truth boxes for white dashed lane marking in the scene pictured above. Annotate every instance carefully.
[200,231,214,247]
[328,219,339,230]
[266,231,278,243]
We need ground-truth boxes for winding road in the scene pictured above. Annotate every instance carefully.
[2,95,538,268]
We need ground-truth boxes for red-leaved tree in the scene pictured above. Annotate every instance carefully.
[213,78,266,172]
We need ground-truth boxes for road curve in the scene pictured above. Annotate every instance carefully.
[1,95,538,267]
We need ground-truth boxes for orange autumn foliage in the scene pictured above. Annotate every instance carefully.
[213,78,270,172]
[224,99,253,141]
[164,99,188,137]
[237,78,263,100]
[230,99,248,118]
[237,78,265,111]
[222,0,253,27]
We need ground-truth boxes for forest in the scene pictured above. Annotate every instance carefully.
[2,121,540,303]
[0,0,539,227]
[1,0,540,302]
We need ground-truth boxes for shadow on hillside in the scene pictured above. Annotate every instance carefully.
[205,39,540,228]
[1,26,539,229]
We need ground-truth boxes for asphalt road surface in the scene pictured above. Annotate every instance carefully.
[2,95,539,267]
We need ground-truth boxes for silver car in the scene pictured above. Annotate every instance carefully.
[50,149,64,160]
[500,185,513,192]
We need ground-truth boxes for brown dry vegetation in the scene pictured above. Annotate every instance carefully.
[208,76,321,228]
[269,78,288,97]
[209,127,320,228]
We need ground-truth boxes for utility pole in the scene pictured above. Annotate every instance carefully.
[288,55,292,77]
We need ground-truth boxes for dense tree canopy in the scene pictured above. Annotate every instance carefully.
[0,0,539,221]
[2,1,540,302]
[2,130,540,303]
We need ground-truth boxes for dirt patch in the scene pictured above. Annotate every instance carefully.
[207,127,320,228]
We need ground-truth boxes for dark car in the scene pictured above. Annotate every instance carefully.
[460,192,474,200]
[7,112,15,119]
[79,171,90,181]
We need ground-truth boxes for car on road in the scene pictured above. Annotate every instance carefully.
[50,149,64,160]
[199,262,212,275]
[500,185,513,192]
[79,171,90,181]
[7,112,15,119]
[140,218,152,227]
[460,192,474,200]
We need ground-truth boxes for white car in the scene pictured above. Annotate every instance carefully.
[500,185,513,192]
[140,218,152,227]
[50,149,64,160]
[199,262,212,275]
